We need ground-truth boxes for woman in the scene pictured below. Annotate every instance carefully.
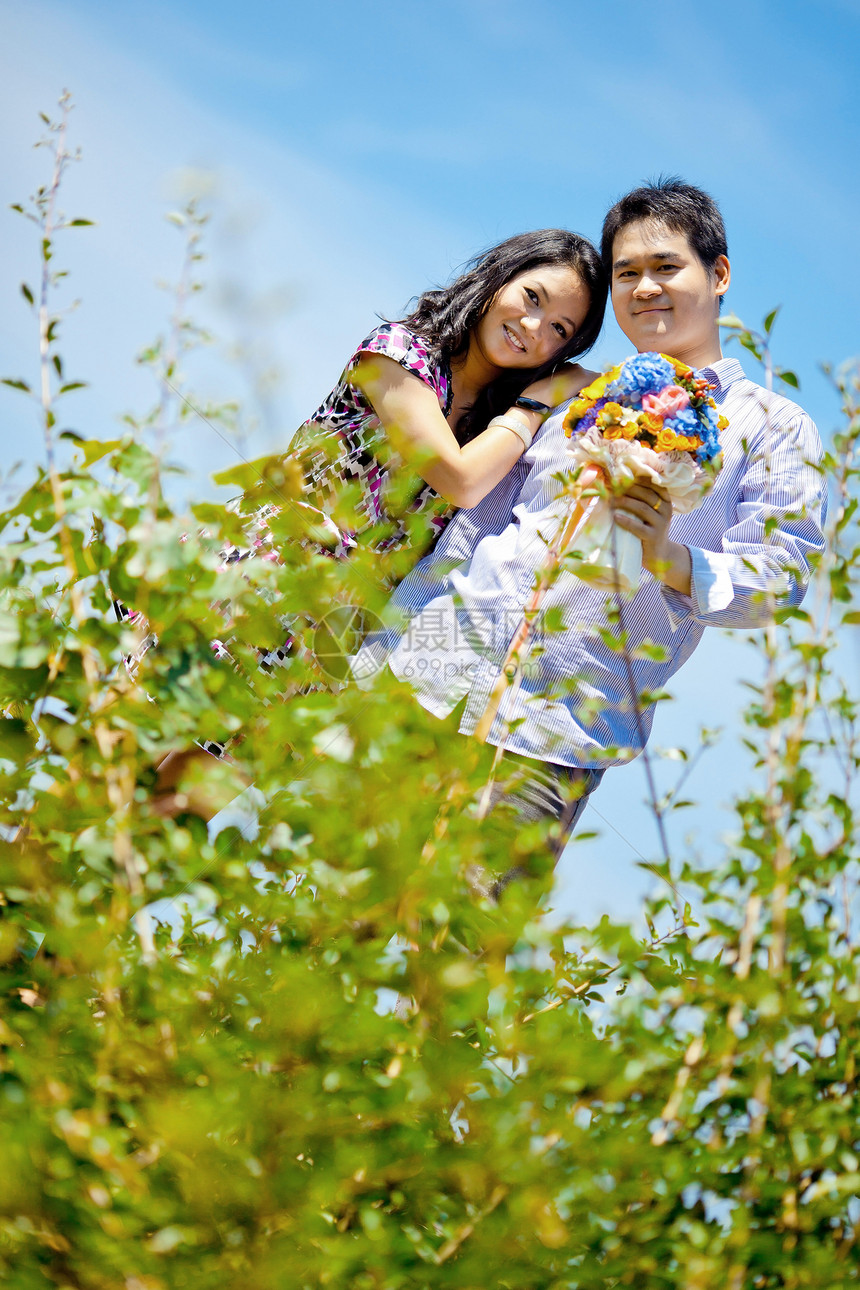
[240,229,607,575]
[152,230,607,815]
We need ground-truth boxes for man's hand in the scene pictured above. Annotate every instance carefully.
[612,482,692,596]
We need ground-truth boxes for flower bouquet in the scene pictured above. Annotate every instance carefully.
[562,351,725,594]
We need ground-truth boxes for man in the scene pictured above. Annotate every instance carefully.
[354,179,826,856]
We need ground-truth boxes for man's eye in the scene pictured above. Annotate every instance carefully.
[659,263,679,271]
[525,287,539,304]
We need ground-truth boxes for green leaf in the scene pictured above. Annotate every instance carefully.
[777,368,800,389]
[74,437,123,467]
[763,307,780,335]
[68,218,95,226]
[1,378,31,393]
[20,283,34,305]
[842,610,860,624]
[59,382,88,394]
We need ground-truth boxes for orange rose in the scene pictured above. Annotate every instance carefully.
[603,423,625,440]
[655,428,681,452]
[640,412,663,435]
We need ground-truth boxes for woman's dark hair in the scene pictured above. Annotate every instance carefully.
[399,229,607,440]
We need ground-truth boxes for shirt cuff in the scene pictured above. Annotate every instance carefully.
[689,547,736,615]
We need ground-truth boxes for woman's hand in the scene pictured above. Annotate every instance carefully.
[612,482,692,595]
[523,364,597,410]
[152,746,249,822]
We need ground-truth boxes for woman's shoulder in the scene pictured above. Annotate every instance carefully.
[351,321,436,372]
[349,322,451,410]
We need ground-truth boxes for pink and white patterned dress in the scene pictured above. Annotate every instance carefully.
[116,323,458,721]
[286,321,456,558]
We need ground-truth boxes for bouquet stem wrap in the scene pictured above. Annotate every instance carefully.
[565,427,716,596]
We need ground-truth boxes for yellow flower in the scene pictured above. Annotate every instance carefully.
[563,399,590,434]
[621,420,641,440]
[601,401,624,422]
[581,365,619,401]
[655,428,681,452]
[717,415,729,430]
[603,423,625,440]
[640,412,663,436]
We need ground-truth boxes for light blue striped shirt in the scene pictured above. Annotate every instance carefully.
[355,358,826,769]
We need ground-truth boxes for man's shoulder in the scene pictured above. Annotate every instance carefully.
[724,368,815,431]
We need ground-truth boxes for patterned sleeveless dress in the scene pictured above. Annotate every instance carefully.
[118,323,458,716]
[284,321,456,559]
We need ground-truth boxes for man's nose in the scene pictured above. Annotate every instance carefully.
[633,273,660,298]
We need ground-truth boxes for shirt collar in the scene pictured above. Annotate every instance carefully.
[699,356,745,396]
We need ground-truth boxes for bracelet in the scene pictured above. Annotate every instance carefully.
[514,395,552,415]
[488,412,533,451]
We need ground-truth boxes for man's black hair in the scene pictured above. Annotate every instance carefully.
[600,176,728,275]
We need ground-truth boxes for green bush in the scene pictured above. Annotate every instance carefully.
[1,98,858,1289]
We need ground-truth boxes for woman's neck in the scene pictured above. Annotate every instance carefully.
[449,340,503,405]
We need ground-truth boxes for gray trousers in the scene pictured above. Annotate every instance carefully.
[478,754,604,899]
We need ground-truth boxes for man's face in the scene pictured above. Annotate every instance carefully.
[610,220,730,368]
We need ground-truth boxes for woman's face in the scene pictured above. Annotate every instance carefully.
[472,263,591,374]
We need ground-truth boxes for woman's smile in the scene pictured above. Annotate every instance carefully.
[502,323,527,354]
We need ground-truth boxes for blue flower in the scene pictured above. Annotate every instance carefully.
[665,408,701,437]
[610,352,676,402]
[576,405,601,433]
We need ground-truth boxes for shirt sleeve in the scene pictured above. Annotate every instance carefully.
[661,411,827,629]
[350,323,449,411]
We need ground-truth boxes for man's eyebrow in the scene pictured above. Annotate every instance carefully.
[613,251,680,270]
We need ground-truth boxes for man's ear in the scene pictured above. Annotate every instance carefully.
[713,254,731,298]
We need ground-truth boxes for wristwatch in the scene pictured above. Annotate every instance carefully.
[514,396,552,415]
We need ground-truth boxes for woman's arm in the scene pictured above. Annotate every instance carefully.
[353,355,591,510]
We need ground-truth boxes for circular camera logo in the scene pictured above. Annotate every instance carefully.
[311,604,383,682]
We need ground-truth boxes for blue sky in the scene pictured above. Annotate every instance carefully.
[2,0,857,922]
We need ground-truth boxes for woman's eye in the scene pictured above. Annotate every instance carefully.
[553,322,567,338]
[525,287,539,305]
